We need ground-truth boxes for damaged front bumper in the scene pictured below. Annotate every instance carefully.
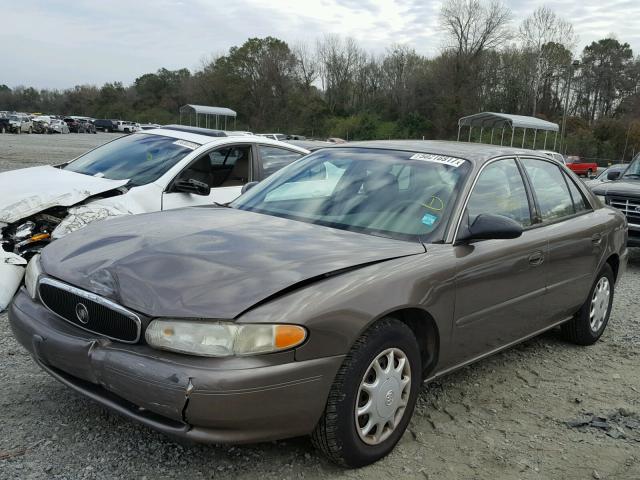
[0,250,27,310]
[9,289,343,444]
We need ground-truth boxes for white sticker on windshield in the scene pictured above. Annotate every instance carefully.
[173,140,200,150]
[409,153,465,168]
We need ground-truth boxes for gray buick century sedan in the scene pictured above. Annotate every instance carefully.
[9,141,628,467]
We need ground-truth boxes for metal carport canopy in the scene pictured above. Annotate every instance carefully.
[457,112,559,149]
[179,105,237,117]
[458,112,558,132]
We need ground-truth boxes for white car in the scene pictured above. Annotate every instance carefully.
[258,133,287,141]
[115,121,136,133]
[0,125,309,309]
[536,150,566,165]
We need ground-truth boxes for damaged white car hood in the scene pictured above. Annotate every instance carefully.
[0,166,128,224]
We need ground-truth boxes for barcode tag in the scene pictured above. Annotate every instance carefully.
[409,153,465,168]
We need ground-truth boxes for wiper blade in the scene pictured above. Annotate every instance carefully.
[623,173,640,178]
[214,202,230,208]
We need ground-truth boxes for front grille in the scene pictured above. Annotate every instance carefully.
[608,196,640,227]
[38,278,141,343]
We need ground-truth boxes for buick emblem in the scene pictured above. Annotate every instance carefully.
[75,303,90,324]
[385,390,394,406]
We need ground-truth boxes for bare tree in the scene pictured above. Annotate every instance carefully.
[293,42,319,90]
[520,6,576,115]
[439,0,512,58]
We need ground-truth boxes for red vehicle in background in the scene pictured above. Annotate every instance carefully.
[565,155,598,177]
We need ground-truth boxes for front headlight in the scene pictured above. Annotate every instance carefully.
[145,320,307,357]
[596,194,607,205]
[24,254,42,299]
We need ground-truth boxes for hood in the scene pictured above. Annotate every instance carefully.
[0,165,128,223]
[592,178,640,197]
[40,207,425,319]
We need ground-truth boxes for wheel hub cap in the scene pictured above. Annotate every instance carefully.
[355,348,411,445]
[590,276,610,333]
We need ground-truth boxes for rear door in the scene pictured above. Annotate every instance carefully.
[452,158,549,361]
[520,157,603,322]
[162,143,255,210]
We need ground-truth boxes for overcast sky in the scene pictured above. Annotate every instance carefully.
[1,0,638,90]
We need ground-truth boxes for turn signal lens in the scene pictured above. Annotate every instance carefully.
[275,325,306,349]
[145,320,307,357]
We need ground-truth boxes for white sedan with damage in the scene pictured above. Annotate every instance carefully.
[0,126,309,309]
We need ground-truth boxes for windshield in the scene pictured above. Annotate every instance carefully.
[623,155,640,178]
[64,133,198,186]
[232,147,470,242]
[9,115,18,121]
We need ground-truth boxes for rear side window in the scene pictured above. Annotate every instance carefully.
[467,159,532,227]
[259,145,304,178]
[562,171,591,213]
[522,159,575,221]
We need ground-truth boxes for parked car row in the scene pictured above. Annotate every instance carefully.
[0,111,152,135]
[0,127,629,467]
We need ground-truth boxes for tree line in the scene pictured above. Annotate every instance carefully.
[1,0,639,161]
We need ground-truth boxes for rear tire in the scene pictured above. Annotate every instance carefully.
[311,318,421,468]
[561,263,614,345]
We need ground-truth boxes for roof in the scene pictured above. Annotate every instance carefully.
[160,125,227,137]
[326,140,547,164]
[142,128,311,153]
[179,104,237,117]
[458,112,559,132]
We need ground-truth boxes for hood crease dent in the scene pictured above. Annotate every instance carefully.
[40,208,426,319]
[0,165,128,223]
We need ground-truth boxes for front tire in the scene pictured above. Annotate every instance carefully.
[312,318,421,467]
[562,263,614,345]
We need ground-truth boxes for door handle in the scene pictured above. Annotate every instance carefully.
[528,251,544,266]
[591,233,603,245]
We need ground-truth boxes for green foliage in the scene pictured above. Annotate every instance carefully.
[1,33,639,161]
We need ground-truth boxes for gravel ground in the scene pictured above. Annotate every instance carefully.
[1,134,639,479]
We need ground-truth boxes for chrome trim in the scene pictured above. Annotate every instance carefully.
[38,277,142,343]
[628,223,640,231]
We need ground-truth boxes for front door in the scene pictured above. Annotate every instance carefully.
[162,144,253,210]
[451,158,548,363]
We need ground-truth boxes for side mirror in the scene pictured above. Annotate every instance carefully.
[173,179,211,196]
[241,181,258,194]
[607,170,621,181]
[457,214,523,243]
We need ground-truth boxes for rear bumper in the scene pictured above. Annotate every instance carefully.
[9,289,343,444]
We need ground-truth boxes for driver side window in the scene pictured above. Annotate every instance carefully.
[467,159,532,227]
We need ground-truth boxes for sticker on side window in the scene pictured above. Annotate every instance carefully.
[409,153,465,168]
[173,140,200,150]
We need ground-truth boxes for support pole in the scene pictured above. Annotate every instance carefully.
[553,131,558,151]
[479,127,484,143]
[490,128,494,145]
[533,129,537,149]
[468,126,473,142]
[457,125,461,141]
[501,126,505,146]
[544,131,548,150]
[511,127,515,147]
[522,129,527,148]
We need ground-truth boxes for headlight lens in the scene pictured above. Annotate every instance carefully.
[24,254,42,299]
[145,320,307,357]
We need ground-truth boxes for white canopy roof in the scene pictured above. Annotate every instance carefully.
[179,104,237,117]
[458,112,559,132]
